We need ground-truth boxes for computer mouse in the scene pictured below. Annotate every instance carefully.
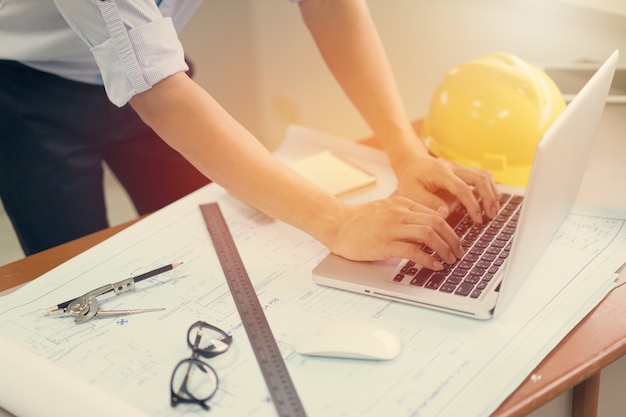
[295,319,401,360]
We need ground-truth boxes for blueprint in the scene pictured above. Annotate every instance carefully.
[1,125,625,417]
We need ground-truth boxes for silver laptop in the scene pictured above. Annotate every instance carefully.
[312,50,619,320]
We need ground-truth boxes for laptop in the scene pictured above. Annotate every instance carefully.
[312,50,619,320]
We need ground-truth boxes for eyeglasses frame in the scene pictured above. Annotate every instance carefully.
[170,321,233,410]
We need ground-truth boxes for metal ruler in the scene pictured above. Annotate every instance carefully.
[200,203,307,417]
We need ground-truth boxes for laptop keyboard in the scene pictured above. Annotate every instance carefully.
[391,193,523,299]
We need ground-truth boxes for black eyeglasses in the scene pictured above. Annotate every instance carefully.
[170,321,233,410]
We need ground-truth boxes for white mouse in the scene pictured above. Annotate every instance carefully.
[295,319,401,360]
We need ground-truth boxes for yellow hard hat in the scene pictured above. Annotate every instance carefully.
[423,52,566,187]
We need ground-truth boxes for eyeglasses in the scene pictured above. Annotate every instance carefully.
[170,321,233,410]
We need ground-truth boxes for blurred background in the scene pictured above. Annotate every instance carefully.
[176,0,626,149]
[1,2,625,415]
[3,0,626,265]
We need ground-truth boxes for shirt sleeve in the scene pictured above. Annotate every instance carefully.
[52,0,188,107]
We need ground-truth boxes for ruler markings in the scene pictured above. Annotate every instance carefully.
[200,203,307,417]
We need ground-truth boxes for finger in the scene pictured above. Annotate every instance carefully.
[456,169,500,219]
[425,167,484,223]
[395,215,463,262]
[452,184,483,224]
[409,206,464,257]
[388,241,446,270]
[409,191,450,217]
[407,200,448,217]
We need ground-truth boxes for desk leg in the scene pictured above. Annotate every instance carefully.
[571,372,601,417]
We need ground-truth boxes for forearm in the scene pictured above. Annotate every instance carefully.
[297,0,500,222]
[129,72,342,247]
[298,0,429,165]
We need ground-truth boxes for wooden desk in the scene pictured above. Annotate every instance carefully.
[2,116,625,416]
[1,216,625,417]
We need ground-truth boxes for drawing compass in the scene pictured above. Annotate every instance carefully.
[43,262,182,324]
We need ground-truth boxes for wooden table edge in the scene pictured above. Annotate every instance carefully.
[0,219,138,291]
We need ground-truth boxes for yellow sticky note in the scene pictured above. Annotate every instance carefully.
[290,150,377,197]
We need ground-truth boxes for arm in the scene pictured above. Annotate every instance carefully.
[129,73,464,269]
[52,0,463,268]
[297,0,500,222]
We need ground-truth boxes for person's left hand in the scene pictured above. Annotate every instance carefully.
[392,152,500,224]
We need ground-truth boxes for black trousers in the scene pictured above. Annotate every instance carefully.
[0,60,210,256]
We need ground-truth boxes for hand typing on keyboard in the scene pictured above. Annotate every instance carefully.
[328,196,465,270]
[392,154,501,225]
[391,193,522,299]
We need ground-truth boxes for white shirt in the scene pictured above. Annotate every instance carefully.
[0,0,303,107]
[0,0,199,106]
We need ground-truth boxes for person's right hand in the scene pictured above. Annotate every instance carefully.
[325,196,464,271]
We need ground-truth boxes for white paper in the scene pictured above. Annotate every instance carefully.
[0,337,151,417]
[1,125,625,417]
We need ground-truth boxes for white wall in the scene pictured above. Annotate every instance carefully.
[180,0,626,150]
[178,1,264,144]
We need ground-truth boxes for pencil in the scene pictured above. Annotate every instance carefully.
[132,261,184,284]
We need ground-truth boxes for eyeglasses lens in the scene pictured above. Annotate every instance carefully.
[188,323,231,357]
[171,358,218,405]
